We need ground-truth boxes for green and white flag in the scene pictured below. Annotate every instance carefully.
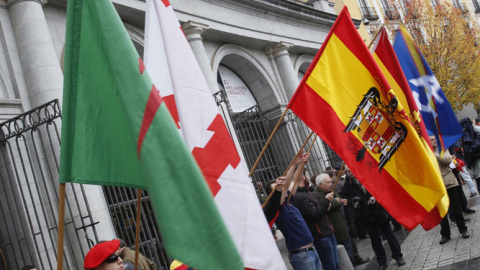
[59,0,244,269]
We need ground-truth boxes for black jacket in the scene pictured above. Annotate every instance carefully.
[340,175,369,220]
[292,186,334,240]
[263,190,281,223]
[340,176,390,224]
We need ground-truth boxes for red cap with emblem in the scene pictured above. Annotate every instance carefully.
[84,239,120,269]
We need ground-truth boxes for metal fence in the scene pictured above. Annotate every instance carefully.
[215,90,342,203]
[0,91,342,270]
[102,187,171,270]
[0,99,98,269]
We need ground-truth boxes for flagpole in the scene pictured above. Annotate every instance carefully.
[134,190,143,270]
[248,108,289,177]
[330,162,345,193]
[56,183,66,270]
[261,131,314,208]
[367,25,385,50]
[286,134,318,203]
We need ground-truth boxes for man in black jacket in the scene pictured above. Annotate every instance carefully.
[340,173,404,270]
[292,170,339,270]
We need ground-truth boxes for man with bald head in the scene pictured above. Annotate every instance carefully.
[313,173,369,267]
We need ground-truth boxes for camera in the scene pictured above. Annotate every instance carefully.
[352,196,361,209]
[369,197,376,205]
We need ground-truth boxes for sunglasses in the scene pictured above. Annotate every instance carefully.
[103,254,120,264]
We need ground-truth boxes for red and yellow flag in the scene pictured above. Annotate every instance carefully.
[287,7,447,230]
[371,27,449,230]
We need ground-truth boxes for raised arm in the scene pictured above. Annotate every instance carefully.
[281,152,310,204]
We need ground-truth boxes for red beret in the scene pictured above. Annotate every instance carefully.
[84,239,120,269]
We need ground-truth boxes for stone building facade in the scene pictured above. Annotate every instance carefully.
[0,0,356,269]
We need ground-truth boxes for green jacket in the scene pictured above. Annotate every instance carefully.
[313,188,350,242]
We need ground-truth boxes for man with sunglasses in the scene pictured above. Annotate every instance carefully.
[115,238,156,270]
[84,239,124,270]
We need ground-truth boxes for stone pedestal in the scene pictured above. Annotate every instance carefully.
[338,244,355,270]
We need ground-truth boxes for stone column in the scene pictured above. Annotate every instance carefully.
[182,20,220,94]
[8,0,63,108]
[264,42,298,100]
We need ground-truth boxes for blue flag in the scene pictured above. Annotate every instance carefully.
[393,25,462,153]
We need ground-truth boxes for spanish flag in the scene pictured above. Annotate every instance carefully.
[170,260,195,270]
[371,27,449,230]
[287,7,447,230]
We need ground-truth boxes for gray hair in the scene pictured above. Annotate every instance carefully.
[314,173,329,187]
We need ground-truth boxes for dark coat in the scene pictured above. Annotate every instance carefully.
[291,186,334,240]
[340,176,390,224]
[263,190,282,223]
[313,188,349,242]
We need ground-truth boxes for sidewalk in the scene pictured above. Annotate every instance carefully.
[386,192,480,270]
[277,185,480,270]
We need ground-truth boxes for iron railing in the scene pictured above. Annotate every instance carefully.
[384,8,400,20]
[360,7,379,20]
[102,187,171,269]
[0,99,99,269]
[214,89,341,202]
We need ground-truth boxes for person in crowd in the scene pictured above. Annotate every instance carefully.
[459,117,480,193]
[473,117,480,188]
[123,262,135,270]
[263,177,286,223]
[266,152,322,270]
[340,169,367,240]
[256,181,267,203]
[84,239,124,270]
[291,165,339,270]
[453,155,478,197]
[116,238,156,270]
[331,166,346,194]
[340,171,405,270]
[312,173,369,268]
[450,161,476,217]
[430,136,470,245]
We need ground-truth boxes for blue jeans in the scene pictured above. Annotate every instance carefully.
[314,235,340,270]
[289,249,322,270]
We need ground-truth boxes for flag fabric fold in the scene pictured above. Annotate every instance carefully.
[287,7,447,230]
[393,25,463,153]
[59,0,243,269]
[144,0,286,269]
[371,28,449,230]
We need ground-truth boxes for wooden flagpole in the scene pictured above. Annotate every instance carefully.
[248,108,289,177]
[261,131,314,208]
[286,134,318,203]
[134,190,143,270]
[367,25,385,50]
[330,162,345,193]
[56,183,66,270]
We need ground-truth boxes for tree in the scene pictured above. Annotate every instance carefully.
[384,0,480,111]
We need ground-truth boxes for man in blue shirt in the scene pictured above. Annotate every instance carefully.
[265,153,322,270]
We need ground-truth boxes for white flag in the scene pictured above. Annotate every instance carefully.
[144,0,286,269]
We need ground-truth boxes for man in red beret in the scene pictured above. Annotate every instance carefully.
[84,239,124,270]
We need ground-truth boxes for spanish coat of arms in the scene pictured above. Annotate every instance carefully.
[344,87,407,172]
